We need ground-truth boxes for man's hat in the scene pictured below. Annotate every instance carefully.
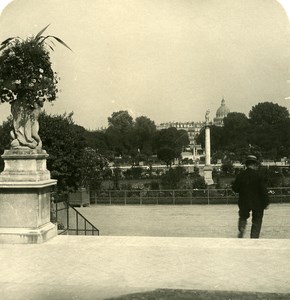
[245,155,258,164]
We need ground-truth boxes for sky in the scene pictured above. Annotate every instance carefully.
[0,0,290,130]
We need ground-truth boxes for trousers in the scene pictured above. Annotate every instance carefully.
[238,209,264,239]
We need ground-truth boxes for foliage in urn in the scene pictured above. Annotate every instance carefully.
[0,38,55,107]
[0,25,71,109]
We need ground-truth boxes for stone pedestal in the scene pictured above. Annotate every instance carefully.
[0,149,57,244]
[203,165,214,185]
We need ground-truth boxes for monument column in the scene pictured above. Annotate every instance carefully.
[203,110,214,185]
[205,126,211,166]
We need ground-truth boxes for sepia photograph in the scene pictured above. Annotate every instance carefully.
[1,0,290,299]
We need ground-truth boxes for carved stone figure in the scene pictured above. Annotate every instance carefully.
[10,99,44,149]
[205,109,210,124]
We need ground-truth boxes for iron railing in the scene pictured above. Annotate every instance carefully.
[68,205,99,236]
[89,187,290,205]
[51,195,99,235]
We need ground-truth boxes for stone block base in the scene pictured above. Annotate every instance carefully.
[203,165,214,185]
[0,222,57,244]
[0,149,50,182]
[0,148,57,244]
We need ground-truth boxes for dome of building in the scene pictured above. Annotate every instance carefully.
[213,98,230,126]
[216,98,230,118]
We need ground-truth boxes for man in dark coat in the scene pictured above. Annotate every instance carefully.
[232,155,269,238]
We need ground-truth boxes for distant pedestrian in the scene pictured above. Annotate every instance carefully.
[232,155,269,238]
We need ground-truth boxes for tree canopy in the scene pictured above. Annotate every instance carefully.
[39,112,87,192]
[106,110,134,156]
[249,102,289,125]
[154,127,190,166]
[133,116,156,156]
[196,102,290,162]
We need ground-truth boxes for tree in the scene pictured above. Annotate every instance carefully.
[157,146,176,167]
[106,110,134,156]
[131,167,143,179]
[0,111,95,192]
[175,129,190,152]
[249,102,289,125]
[112,167,122,189]
[39,111,88,192]
[133,116,156,157]
[196,103,290,162]
[192,176,206,189]
[83,129,110,157]
[154,127,190,166]
[108,110,133,131]
[221,161,234,176]
[195,127,205,148]
[275,119,290,157]
[222,112,250,151]
[233,145,262,163]
[196,125,224,152]
[78,147,108,190]
[196,113,251,161]
[161,166,186,189]
[248,103,290,160]
[0,117,13,171]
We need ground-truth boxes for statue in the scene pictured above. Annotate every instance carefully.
[205,109,210,124]
[10,98,44,149]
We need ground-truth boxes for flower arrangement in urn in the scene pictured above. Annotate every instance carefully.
[0,25,71,149]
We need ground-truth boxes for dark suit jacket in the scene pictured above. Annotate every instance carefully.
[232,168,269,210]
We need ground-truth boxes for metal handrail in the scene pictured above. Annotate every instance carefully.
[52,198,99,235]
[55,200,69,235]
[68,204,99,236]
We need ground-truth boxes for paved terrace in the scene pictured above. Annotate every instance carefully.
[2,204,290,299]
[1,236,290,299]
